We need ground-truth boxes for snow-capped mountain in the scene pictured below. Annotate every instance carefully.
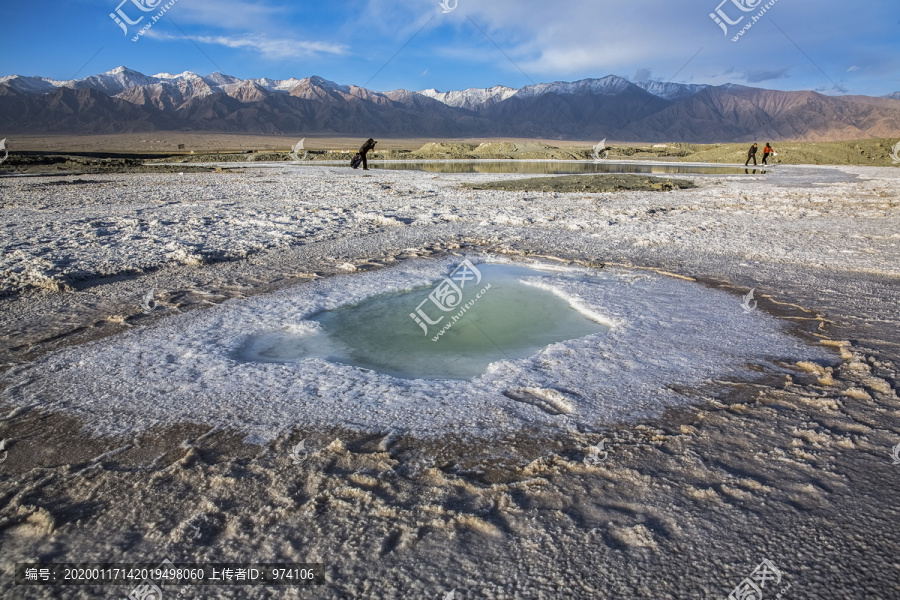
[0,67,354,106]
[633,81,709,101]
[2,67,899,142]
[414,77,709,108]
[68,66,161,96]
[513,76,635,98]
[0,67,707,109]
[416,85,518,111]
[189,71,241,87]
[0,74,62,95]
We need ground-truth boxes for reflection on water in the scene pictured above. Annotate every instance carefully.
[359,161,761,175]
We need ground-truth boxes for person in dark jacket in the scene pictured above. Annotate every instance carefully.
[359,138,377,170]
[745,143,758,166]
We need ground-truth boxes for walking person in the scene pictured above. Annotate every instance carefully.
[358,138,377,171]
[761,143,775,165]
[745,143,758,167]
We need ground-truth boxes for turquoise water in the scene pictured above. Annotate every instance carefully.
[240,264,610,380]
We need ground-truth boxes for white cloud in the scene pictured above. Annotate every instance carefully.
[152,0,348,59]
[847,65,860,71]
[146,31,348,59]
[364,0,895,93]
[130,0,893,94]
[166,0,289,30]
[373,0,706,76]
[196,35,348,58]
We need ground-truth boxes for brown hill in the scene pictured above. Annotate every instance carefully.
[1,69,899,142]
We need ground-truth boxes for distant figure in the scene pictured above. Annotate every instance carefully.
[761,143,775,165]
[745,143,758,166]
[358,138,377,170]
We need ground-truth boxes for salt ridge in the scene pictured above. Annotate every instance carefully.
[2,256,834,441]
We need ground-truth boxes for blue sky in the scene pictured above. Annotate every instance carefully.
[2,0,898,95]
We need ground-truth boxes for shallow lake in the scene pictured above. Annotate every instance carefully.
[240,263,610,380]
[364,160,760,175]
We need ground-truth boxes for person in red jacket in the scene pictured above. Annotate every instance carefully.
[761,143,775,165]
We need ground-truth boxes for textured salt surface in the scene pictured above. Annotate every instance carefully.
[0,163,898,599]
[0,163,886,301]
[2,256,833,441]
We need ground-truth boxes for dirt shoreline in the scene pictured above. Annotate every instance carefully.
[1,136,898,175]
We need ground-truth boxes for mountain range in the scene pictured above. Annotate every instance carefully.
[1,66,899,142]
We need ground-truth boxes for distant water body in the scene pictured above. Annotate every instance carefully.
[332,160,758,175]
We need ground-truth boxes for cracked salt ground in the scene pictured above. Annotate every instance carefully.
[1,164,899,598]
[1,256,833,441]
